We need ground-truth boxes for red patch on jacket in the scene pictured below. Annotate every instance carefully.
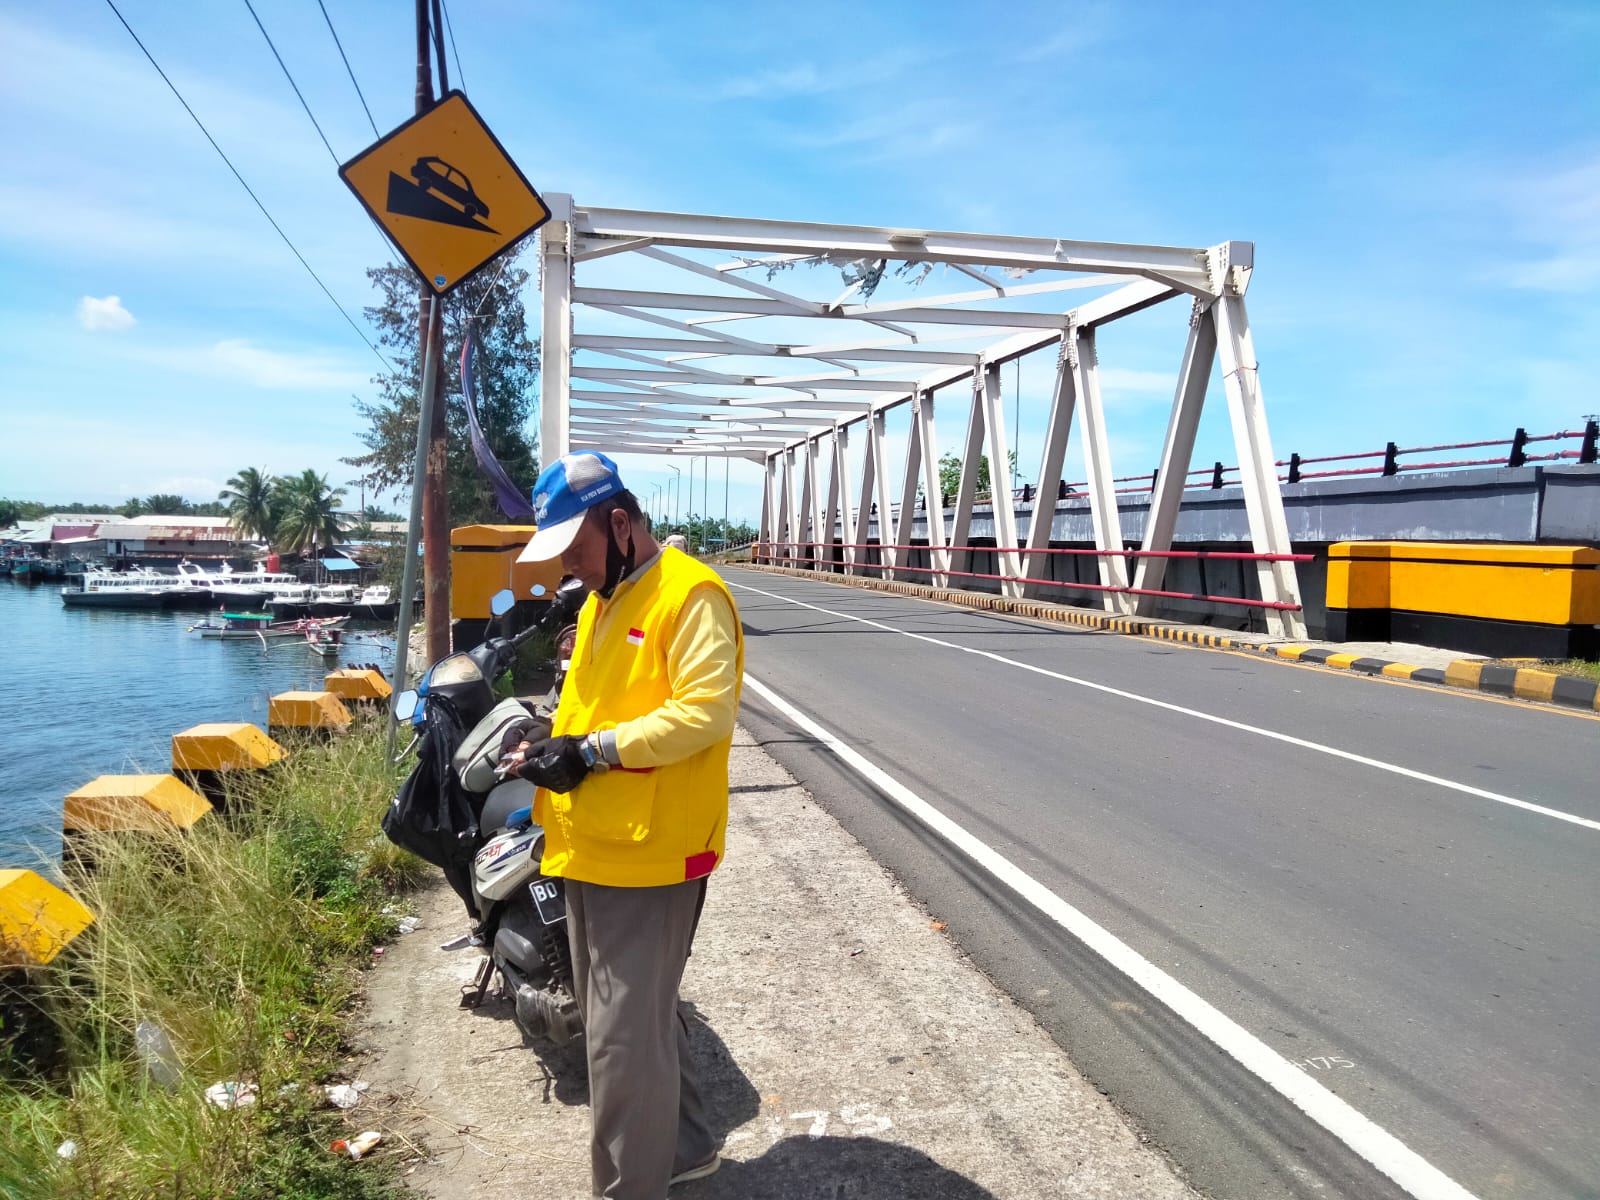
[684,851,718,880]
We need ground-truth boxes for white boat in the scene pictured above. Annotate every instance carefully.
[175,560,299,609]
[60,568,184,609]
[267,583,317,618]
[352,584,398,619]
[309,583,358,614]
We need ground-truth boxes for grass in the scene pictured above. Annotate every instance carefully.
[0,719,431,1200]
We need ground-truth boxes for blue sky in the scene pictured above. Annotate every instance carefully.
[3,1,1597,526]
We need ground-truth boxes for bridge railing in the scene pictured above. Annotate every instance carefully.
[955,422,1600,508]
[750,541,1313,613]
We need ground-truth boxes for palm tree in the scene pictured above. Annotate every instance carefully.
[143,493,189,516]
[218,467,278,542]
[273,470,348,562]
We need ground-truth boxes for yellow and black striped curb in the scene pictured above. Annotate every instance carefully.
[740,564,1600,714]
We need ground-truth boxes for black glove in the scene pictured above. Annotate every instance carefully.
[516,735,590,793]
[499,716,548,759]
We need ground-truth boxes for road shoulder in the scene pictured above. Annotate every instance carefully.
[351,728,1198,1199]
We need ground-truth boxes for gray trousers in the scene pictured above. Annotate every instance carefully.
[566,878,716,1200]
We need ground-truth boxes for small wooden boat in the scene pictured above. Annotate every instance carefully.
[188,612,350,641]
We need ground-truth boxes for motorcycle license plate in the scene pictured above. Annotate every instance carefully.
[529,877,566,925]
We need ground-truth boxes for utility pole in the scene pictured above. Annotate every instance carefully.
[416,0,450,662]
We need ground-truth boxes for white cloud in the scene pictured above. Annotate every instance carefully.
[112,338,370,392]
[77,295,136,332]
[203,339,368,391]
[718,65,827,100]
[1498,157,1600,293]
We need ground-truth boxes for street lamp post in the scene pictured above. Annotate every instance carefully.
[651,483,663,526]
[666,465,681,529]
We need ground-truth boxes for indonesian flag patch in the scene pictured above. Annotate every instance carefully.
[626,627,645,646]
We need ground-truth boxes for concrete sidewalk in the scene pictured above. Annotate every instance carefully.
[354,729,1199,1199]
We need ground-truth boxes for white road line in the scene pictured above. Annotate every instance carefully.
[730,580,1600,833]
[742,671,1482,1200]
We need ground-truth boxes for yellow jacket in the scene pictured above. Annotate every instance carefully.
[537,549,743,886]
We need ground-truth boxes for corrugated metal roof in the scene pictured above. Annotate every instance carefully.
[130,514,233,528]
[94,523,243,541]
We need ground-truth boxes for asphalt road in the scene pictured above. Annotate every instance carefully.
[721,566,1600,1200]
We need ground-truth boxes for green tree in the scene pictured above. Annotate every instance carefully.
[936,451,1017,503]
[273,470,347,559]
[142,493,191,515]
[119,497,143,518]
[667,513,758,552]
[345,245,540,528]
[218,467,279,542]
[0,499,47,526]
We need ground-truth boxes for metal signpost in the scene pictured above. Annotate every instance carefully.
[339,91,551,747]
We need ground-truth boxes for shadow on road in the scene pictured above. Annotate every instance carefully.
[686,1135,998,1200]
[464,994,762,1143]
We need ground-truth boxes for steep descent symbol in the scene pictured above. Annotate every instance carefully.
[386,156,498,233]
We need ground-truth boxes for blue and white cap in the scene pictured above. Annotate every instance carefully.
[516,451,625,563]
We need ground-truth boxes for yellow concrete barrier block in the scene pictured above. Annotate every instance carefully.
[1323,653,1360,670]
[324,668,392,703]
[1327,543,1391,610]
[171,723,286,773]
[64,775,212,833]
[1443,661,1484,690]
[1275,645,1310,660]
[0,870,94,966]
[1511,670,1558,704]
[1330,541,1600,624]
[268,691,352,732]
[1380,663,1417,680]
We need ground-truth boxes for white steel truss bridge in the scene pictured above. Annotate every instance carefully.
[536,194,1306,639]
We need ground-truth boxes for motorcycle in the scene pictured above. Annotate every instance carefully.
[384,575,589,1044]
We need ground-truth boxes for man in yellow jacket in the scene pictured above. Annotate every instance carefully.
[507,451,743,1200]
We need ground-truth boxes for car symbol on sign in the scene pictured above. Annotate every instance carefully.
[409,156,491,221]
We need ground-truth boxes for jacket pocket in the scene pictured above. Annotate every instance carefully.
[573,767,658,844]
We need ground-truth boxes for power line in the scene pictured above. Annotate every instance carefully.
[242,0,338,166]
[241,0,395,260]
[316,0,379,139]
[102,0,390,370]
[440,0,466,93]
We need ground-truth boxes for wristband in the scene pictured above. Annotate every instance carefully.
[581,731,610,773]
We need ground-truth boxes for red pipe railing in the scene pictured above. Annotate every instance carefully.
[966,423,1600,507]
[751,540,1312,612]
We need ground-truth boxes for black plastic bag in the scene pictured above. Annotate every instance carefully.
[382,708,481,882]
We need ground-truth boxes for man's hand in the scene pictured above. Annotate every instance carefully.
[500,717,547,758]
[515,735,591,793]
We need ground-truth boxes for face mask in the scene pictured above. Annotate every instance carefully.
[599,517,636,599]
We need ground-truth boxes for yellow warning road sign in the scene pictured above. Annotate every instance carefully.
[340,91,550,295]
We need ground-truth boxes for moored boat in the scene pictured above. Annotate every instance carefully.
[351,584,396,620]
[308,584,358,617]
[60,568,185,609]
[187,612,350,640]
[266,584,316,619]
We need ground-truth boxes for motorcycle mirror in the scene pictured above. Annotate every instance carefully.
[489,589,516,617]
[393,689,419,722]
[557,576,585,598]
[530,583,547,598]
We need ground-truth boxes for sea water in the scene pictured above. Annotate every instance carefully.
[0,579,394,869]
